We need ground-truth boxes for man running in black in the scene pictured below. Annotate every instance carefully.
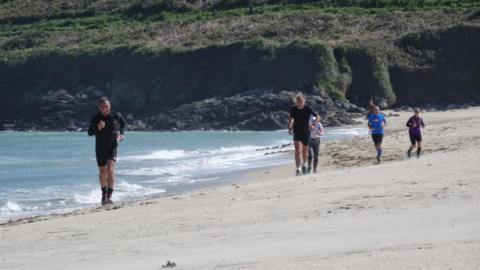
[88,97,126,205]
[288,95,320,176]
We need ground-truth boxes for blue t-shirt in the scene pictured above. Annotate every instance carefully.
[368,113,386,135]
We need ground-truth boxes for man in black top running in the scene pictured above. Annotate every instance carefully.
[88,97,126,205]
[288,94,320,176]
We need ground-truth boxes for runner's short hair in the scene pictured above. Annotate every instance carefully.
[98,97,110,105]
[295,93,305,101]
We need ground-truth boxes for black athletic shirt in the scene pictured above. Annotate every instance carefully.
[290,105,317,135]
[88,111,126,149]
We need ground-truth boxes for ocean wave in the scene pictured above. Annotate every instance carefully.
[121,149,193,161]
[121,145,263,162]
[0,200,65,219]
[119,145,275,180]
[208,145,259,154]
[274,139,292,145]
[118,167,175,176]
[115,181,166,198]
[73,180,166,204]
[0,201,23,212]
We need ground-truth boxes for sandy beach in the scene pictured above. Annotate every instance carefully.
[1,107,480,270]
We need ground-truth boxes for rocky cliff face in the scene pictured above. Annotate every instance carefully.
[147,90,365,131]
[0,24,479,131]
[391,25,480,105]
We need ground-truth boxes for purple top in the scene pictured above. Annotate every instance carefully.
[406,116,425,135]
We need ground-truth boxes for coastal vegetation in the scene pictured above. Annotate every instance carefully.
[0,0,479,130]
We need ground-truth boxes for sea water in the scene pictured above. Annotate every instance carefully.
[0,127,366,222]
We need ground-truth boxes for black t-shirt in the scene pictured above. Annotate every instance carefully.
[290,105,317,135]
[88,111,126,149]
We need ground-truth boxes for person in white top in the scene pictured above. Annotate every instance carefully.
[308,116,324,173]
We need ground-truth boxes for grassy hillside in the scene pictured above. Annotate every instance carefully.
[0,0,479,131]
[1,0,479,62]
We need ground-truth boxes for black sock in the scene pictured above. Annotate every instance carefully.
[107,187,114,199]
[101,187,107,200]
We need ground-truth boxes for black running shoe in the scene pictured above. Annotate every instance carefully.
[376,156,381,164]
[407,149,412,158]
[302,166,308,175]
[307,167,312,174]
[105,198,114,205]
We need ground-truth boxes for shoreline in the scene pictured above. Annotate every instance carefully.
[0,154,292,226]
[1,106,478,226]
[1,107,480,269]
[0,125,365,225]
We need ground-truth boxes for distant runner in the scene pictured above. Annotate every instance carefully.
[307,116,324,174]
[366,99,376,118]
[288,94,320,176]
[367,106,387,163]
[88,97,126,205]
[406,107,425,158]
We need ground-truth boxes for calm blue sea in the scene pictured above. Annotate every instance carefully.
[0,127,366,222]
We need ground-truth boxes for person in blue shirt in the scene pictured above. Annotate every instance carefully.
[367,106,387,163]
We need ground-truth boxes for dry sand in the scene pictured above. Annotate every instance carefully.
[1,107,480,270]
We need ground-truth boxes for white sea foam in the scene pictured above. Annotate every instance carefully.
[118,145,269,178]
[74,190,99,204]
[73,180,166,204]
[191,177,219,182]
[121,145,262,162]
[121,150,193,161]
[274,139,293,145]
[118,167,174,176]
[208,145,259,154]
[115,181,166,199]
[0,201,23,212]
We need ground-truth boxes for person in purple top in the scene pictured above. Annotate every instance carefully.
[406,107,425,158]
[367,106,387,163]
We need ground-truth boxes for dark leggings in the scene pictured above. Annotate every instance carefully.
[308,137,320,169]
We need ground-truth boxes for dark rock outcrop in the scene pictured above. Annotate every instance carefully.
[148,90,365,131]
[1,24,479,131]
[0,89,365,131]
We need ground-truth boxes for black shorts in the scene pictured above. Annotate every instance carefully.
[96,147,117,167]
[294,132,310,146]
[409,133,422,145]
[371,134,384,145]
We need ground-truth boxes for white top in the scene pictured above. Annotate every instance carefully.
[309,120,324,138]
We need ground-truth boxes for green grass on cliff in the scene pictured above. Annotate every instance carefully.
[1,0,479,22]
[0,0,479,62]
